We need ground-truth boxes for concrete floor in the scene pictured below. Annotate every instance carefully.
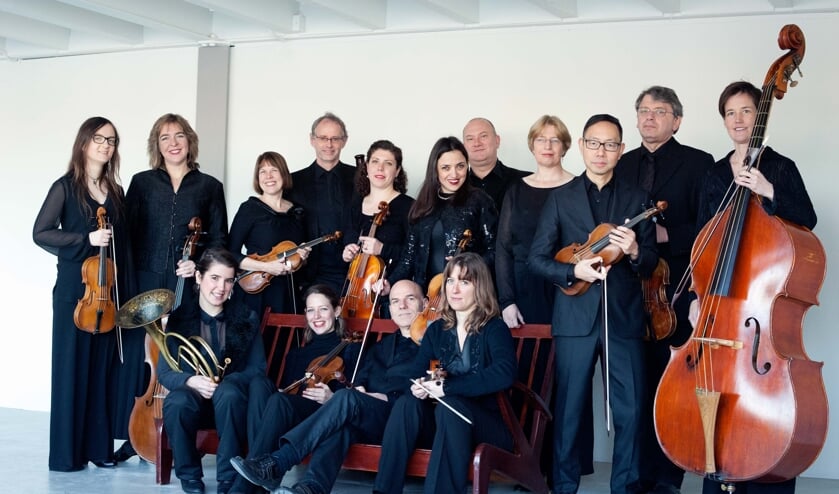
[2,407,836,494]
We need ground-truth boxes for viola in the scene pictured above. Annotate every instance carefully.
[341,202,388,319]
[73,207,116,334]
[553,201,667,296]
[236,231,342,294]
[643,258,676,341]
[409,229,472,344]
[173,217,202,310]
[654,25,827,484]
[282,334,360,394]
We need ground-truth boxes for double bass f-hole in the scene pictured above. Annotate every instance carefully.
[745,316,770,375]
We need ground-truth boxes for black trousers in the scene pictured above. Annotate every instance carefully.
[162,372,250,482]
[374,394,512,494]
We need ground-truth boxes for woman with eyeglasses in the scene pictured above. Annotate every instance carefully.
[228,151,308,317]
[228,284,360,494]
[33,116,134,471]
[113,113,228,463]
[694,82,817,494]
[385,137,497,295]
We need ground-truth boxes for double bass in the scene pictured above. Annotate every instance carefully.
[654,25,827,486]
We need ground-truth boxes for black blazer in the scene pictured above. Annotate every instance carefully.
[528,175,657,338]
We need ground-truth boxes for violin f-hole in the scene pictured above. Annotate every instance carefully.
[745,317,771,375]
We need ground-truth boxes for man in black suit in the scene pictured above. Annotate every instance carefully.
[289,112,356,297]
[529,114,657,494]
[615,86,714,494]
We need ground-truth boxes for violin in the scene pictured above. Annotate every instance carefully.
[643,258,676,341]
[173,217,202,310]
[236,231,342,294]
[553,201,667,296]
[73,207,116,334]
[654,25,827,484]
[282,334,360,394]
[341,202,388,319]
[408,230,472,344]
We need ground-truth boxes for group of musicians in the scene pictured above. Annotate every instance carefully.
[34,78,817,494]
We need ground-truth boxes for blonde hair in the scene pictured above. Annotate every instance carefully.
[439,252,499,334]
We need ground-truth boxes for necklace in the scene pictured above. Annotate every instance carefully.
[437,190,453,200]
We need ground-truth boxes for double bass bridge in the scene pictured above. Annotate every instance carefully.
[691,336,744,350]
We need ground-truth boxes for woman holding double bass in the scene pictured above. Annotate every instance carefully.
[33,116,133,471]
[692,80,819,494]
[228,151,308,316]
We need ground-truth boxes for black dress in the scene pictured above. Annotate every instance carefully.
[342,193,414,269]
[228,196,306,315]
[115,166,227,440]
[496,178,565,324]
[33,175,133,471]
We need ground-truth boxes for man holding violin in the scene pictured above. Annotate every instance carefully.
[231,280,425,494]
[529,114,658,494]
[615,86,714,494]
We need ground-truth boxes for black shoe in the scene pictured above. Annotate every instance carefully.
[180,479,206,494]
[230,454,283,491]
[91,460,117,468]
[113,441,136,462]
[651,483,681,494]
[217,479,234,494]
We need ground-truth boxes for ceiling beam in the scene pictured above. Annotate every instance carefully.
[59,0,214,40]
[187,0,298,34]
[309,0,386,30]
[524,0,578,18]
[418,0,479,24]
[645,0,681,14]
[0,12,70,49]
[0,0,142,44]
[767,0,794,7]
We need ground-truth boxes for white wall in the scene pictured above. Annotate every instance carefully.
[2,12,836,479]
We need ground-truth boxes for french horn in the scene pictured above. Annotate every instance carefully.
[116,289,230,382]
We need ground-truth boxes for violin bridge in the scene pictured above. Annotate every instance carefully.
[692,337,743,350]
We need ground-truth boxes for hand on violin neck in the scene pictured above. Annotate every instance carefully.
[358,235,383,255]
[175,259,196,278]
[574,257,610,282]
[609,224,639,259]
[88,228,112,247]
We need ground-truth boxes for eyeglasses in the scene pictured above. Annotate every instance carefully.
[313,135,346,145]
[534,137,562,147]
[583,139,621,152]
[92,134,118,146]
[637,108,675,118]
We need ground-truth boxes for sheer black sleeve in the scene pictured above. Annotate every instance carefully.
[33,179,89,261]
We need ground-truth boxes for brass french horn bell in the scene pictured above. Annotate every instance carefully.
[116,289,229,382]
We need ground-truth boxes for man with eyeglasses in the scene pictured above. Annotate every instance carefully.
[615,86,714,494]
[289,112,357,299]
[230,280,425,494]
[529,114,657,494]
[463,117,528,211]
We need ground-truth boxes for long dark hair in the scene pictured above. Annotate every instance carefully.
[409,136,470,222]
[66,116,124,219]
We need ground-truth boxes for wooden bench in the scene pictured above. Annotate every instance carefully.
[157,311,555,494]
